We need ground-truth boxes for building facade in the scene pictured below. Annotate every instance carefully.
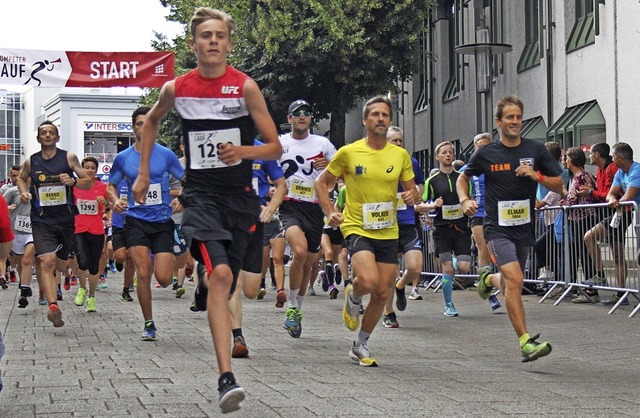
[393,0,640,171]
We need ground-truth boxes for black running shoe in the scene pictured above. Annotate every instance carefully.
[194,263,208,311]
[218,372,245,414]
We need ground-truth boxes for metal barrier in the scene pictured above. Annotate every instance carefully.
[419,202,640,317]
[536,201,640,316]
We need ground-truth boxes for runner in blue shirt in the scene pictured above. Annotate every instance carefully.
[108,106,184,341]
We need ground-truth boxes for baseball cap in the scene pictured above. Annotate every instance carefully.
[288,100,312,114]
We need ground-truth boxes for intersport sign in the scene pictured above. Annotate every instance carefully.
[0,49,174,88]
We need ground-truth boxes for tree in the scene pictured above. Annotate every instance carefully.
[149,0,434,149]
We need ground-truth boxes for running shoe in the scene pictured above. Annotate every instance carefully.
[121,289,133,302]
[9,269,16,283]
[443,302,459,317]
[99,276,108,289]
[47,304,65,327]
[171,278,179,291]
[155,281,162,288]
[63,275,70,291]
[56,285,63,301]
[489,294,502,311]
[18,286,32,308]
[175,286,185,299]
[115,262,124,272]
[383,312,399,328]
[231,336,249,359]
[582,273,608,287]
[334,264,342,285]
[307,287,316,296]
[572,292,599,304]
[256,287,266,301]
[477,269,492,300]
[194,263,208,311]
[394,278,407,311]
[141,321,157,341]
[184,266,193,279]
[218,373,245,414]
[521,333,552,362]
[275,289,287,308]
[342,284,360,331]
[86,296,97,313]
[283,306,302,338]
[75,288,87,306]
[69,276,78,286]
[108,260,117,273]
[349,342,378,367]
[320,270,329,292]
[268,283,277,291]
[602,294,629,306]
[408,287,422,300]
[328,285,339,299]
[38,289,46,305]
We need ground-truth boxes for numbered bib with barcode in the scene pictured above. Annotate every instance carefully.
[497,199,530,226]
[442,203,463,220]
[188,128,241,169]
[362,201,394,230]
[38,185,66,207]
[14,215,31,233]
[77,199,98,215]
[396,192,407,211]
[288,179,316,202]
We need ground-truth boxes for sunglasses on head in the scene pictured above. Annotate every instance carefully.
[290,110,312,118]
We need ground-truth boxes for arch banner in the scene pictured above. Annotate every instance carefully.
[0,49,174,88]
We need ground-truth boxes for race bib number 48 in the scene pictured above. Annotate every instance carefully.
[188,128,241,169]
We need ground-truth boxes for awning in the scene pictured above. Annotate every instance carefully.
[546,100,605,141]
[520,116,547,142]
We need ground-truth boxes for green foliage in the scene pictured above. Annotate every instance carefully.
[147,0,435,147]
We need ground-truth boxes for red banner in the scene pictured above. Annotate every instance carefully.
[0,49,174,88]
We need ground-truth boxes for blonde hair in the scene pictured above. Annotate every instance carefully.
[435,141,454,155]
[190,7,236,39]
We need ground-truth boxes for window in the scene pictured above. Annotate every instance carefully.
[442,0,464,102]
[414,26,429,112]
[518,0,541,72]
[566,0,598,52]
[490,0,505,77]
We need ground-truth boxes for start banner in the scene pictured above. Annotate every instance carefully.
[0,49,174,88]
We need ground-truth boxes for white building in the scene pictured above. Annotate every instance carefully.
[391,0,639,170]
[0,87,141,182]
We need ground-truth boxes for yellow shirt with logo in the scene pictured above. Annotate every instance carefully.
[326,139,414,240]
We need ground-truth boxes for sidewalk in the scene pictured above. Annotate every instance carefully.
[0,274,639,417]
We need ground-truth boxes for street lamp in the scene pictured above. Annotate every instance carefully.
[455,27,512,134]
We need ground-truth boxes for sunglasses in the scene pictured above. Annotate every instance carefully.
[290,110,312,118]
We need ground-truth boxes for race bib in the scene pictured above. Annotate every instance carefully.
[135,183,162,206]
[77,199,98,215]
[362,201,394,230]
[442,203,463,220]
[14,215,31,233]
[38,185,66,207]
[396,192,407,211]
[188,128,241,169]
[288,179,316,202]
[252,177,259,194]
[497,199,530,226]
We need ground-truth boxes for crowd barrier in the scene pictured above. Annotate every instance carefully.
[419,202,640,317]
